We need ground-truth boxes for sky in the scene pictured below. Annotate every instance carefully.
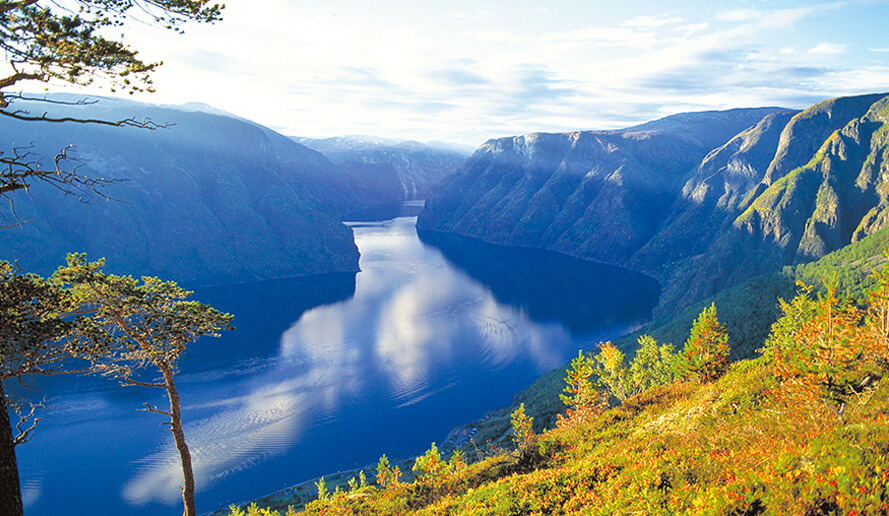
[50,0,889,147]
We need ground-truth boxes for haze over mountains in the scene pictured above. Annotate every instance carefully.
[0,96,461,285]
[418,93,889,313]
[5,92,889,311]
[293,135,469,201]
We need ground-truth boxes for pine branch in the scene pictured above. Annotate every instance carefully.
[123,376,165,389]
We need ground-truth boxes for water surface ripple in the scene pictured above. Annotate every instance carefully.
[12,215,658,514]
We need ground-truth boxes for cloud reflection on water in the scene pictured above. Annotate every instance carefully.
[121,217,636,505]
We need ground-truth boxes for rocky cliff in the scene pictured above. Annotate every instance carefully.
[294,136,468,201]
[418,107,787,264]
[418,94,889,312]
[662,93,889,309]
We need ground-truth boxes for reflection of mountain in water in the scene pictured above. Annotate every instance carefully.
[184,272,357,368]
[417,229,661,335]
[14,217,659,516]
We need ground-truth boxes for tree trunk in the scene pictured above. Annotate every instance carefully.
[0,381,23,516]
[160,364,196,516]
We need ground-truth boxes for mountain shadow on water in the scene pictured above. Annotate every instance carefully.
[184,272,358,369]
[417,229,661,336]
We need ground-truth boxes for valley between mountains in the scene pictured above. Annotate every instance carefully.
[218,91,889,514]
[6,92,889,515]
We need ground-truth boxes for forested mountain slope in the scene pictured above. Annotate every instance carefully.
[0,96,371,285]
[419,94,889,313]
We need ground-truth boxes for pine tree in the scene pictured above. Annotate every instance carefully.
[510,403,534,448]
[375,454,401,489]
[558,350,608,424]
[55,254,233,516]
[681,303,730,383]
[765,282,869,420]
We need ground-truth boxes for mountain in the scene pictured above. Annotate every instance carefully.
[293,135,469,200]
[425,140,478,155]
[0,95,368,286]
[657,93,889,309]
[417,107,788,267]
[418,94,889,312]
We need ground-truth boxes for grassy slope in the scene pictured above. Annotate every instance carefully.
[220,227,889,516]
[411,362,889,515]
[285,359,888,515]
[460,225,889,462]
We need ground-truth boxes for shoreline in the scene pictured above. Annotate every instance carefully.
[204,422,481,515]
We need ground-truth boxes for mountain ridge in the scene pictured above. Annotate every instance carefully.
[0,95,371,286]
[418,93,889,313]
[418,107,790,262]
[293,135,469,201]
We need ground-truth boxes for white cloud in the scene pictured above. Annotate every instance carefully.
[621,15,684,28]
[715,8,760,22]
[59,0,886,145]
[450,9,495,21]
[674,23,710,35]
[808,42,849,55]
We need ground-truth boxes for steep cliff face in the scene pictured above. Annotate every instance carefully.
[763,93,888,185]
[661,94,889,310]
[294,136,468,201]
[419,108,788,265]
[419,95,889,312]
[628,111,798,270]
[853,97,889,238]
[0,96,362,286]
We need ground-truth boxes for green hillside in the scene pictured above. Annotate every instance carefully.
[469,225,889,449]
[660,93,889,313]
[222,239,889,515]
[219,216,889,516]
[284,359,888,515]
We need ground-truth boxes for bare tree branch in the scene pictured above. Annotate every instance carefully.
[0,108,168,129]
[124,377,165,389]
[0,144,127,226]
[0,73,44,100]
[1,93,101,107]
[142,402,172,417]
[11,401,44,447]
[0,93,166,224]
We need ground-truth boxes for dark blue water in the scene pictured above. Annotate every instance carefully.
[11,215,659,515]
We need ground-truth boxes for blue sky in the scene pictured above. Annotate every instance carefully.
[66,0,889,146]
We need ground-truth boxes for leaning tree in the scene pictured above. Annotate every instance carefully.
[0,1,225,514]
[55,254,233,516]
[0,261,96,514]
